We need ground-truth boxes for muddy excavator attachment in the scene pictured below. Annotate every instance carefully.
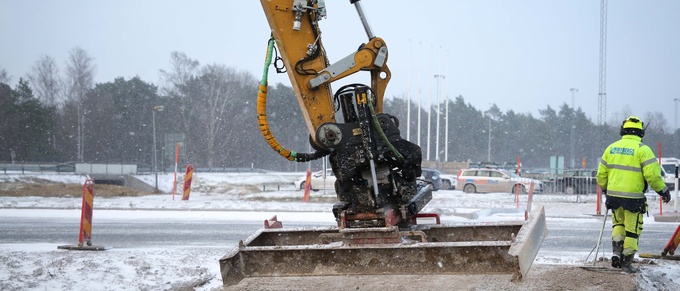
[220,206,547,286]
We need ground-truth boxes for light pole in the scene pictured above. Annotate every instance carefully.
[570,88,578,168]
[152,105,165,192]
[485,111,492,162]
[434,74,445,162]
[674,98,679,131]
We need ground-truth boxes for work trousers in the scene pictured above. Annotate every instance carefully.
[611,206,644,256]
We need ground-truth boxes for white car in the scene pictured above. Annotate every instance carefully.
[661,157,680,190]
[439,173,457,190]
[457,168,543,194]
[294,169,336,191]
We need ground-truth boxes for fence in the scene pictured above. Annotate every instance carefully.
[524,173,599,195]
[0,163,75,174]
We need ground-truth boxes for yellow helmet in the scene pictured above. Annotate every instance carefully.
[620,116,645,137]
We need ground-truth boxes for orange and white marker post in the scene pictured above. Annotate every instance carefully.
[525,181,535,220]
[515,156,521,208]
[78,179,95,247]
[182,164,194,201]
[596,185,602,215]
[302,168,312,202]
[659,142,663,215]
[171,143,180,200]
[57,179,109,251]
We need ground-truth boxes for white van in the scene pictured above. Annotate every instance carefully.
[660,157,680,190]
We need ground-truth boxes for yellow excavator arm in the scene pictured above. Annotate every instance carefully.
[258,0,429,228]
[260,0,390,144]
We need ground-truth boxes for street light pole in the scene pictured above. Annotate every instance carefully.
[674,98,679,131]
[487,117,491,162]
[485,111,492,162]
[152,105,165,192]
[570,88,578,168]
[434,74,445,162]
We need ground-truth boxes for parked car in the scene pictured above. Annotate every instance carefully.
[555,169,598,194]
[661,158,679,191]
[294,169,336,191]
[456,168,543,194]
[419,168,443,191]
[439,173,457,190]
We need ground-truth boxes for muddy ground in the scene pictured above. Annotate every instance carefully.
[221,265,638,291]
[0,179,152,198]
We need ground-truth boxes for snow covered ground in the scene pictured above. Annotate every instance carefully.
[1,172,680,290]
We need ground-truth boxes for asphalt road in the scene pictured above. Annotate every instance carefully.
[1,209,677,256]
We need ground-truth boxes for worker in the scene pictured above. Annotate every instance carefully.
[597,116,671,273]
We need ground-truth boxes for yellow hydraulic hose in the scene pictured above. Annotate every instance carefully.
[257,37,325,162]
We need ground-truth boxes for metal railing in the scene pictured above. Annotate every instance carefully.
[523,173,599,194]
[0,163,76,174]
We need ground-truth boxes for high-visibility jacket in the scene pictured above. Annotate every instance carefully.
[597,135,667,199]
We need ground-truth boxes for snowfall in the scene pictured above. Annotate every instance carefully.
[2,171,680,290]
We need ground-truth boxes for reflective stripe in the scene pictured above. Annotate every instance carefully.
[600,158,608,166]
[608,164,642,172]
[641,157,657,167]
[608,190,645,199]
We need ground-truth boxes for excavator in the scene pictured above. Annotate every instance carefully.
[220,0,547,286]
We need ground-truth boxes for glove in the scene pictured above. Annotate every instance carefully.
[658,189,671,204]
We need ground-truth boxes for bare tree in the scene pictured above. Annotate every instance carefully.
[194,65,250,167]
[159,52,199,161]
[159,52,199,96]
[0,67,11,84]
[64,47,96,162]
[27,55,62,107]
[644,111,669,134]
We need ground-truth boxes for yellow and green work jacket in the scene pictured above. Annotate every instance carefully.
[597,135,667,199]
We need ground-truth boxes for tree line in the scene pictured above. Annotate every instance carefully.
[1,48,678,172]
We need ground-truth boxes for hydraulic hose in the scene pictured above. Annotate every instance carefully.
[366,96,404,163]
[257,37,326,162]
[336,83,404,164]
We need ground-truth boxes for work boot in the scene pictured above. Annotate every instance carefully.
[621,254,639,274]
[611,241,623,268]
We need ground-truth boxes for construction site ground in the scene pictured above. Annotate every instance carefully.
[1,174,680,290]
[224,266,637,291]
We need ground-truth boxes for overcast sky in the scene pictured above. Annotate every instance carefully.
[2,0,679,130]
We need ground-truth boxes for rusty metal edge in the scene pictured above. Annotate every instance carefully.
[219,208,547,286]
[508,205,548,280]
[220,240,517,286]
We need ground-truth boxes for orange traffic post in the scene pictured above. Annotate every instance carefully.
[182,164,194,201]
[659,142,663,216]
[515,156,521,208]
[79,179,95,247]
[57,179,109,251]
[596,185,602,216]
[525,180,535,221]
[662,225,680,256]
[172,143,180,200]
[302,168,312,202]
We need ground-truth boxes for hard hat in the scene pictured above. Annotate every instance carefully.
[620,115,645,137]
[622,116,643,130]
